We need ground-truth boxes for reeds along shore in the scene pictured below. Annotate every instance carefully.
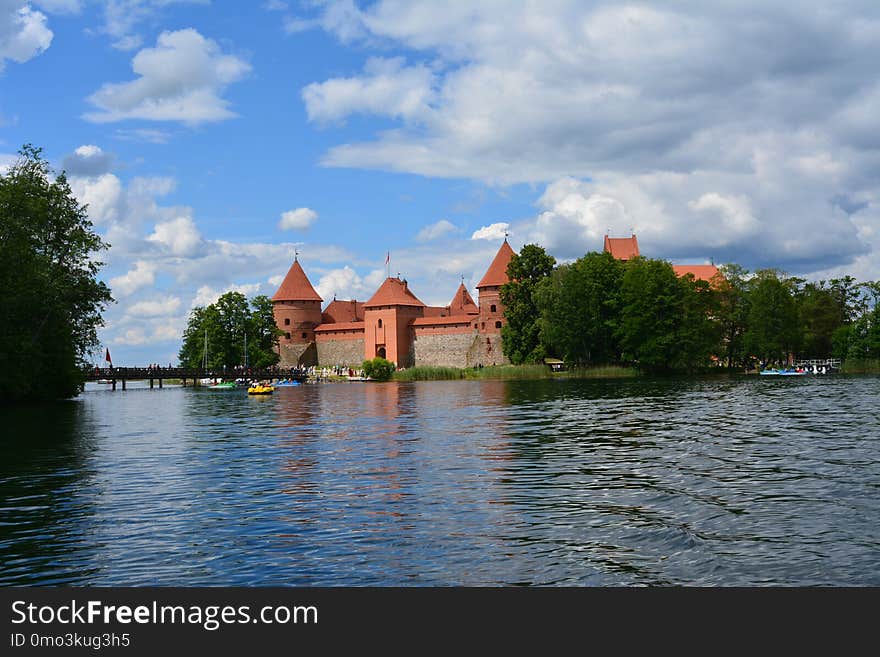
[392,364,640,381]
[841,359,880,374]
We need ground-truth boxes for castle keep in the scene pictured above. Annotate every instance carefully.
[271,234,719,369]
[272,240,515,368]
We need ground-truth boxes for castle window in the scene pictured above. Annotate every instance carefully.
[481,322,485,329]
[378,319,383,328]
[495,321,502,329]
[302,332,307,339]
[285,332,291,340]
[490,304,496,313]
[284,318,290,325]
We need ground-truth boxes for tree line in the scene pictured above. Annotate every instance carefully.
[1,146,112,401]
[178,292,281,370]
[500,245,880,372]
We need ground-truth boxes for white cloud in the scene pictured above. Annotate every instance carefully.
[69,173,123,225]
[147,215,202,256]
[191,283,263,308]
[32,0,79,14]
[61,144,115,176]
[128,295,181,317]
[278,207,317,231]
[84,28,251,124]
[314,265,384,302]
[0,2,53,71]
[109,260,156,297]
[113,128,172,144]
[471,222,508,241]
[98,0,208,51]
[296,1,880,276]
[416,218,457,242]
[303,56,435,123]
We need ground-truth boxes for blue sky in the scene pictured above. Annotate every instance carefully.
[2,1,879,365]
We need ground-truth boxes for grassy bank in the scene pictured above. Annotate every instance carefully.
[842,359,880,374]
[393,364,639,382]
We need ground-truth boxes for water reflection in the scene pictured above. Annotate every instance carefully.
[1,375,879,585]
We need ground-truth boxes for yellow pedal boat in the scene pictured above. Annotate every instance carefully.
[247,384,275,395]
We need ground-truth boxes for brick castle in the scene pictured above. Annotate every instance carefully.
[272,235,718,369]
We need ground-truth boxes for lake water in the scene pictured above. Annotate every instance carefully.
[1,375,878,586]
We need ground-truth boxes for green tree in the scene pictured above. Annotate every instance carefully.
[743,270,801,365]
[363,357,395,381]
[248,295,282,368]
[717,263,751,368]
[535,251,623,364]
[616,258,718,373]
[500,244,556,364]
[178,292,280,369]
[0,145,112,401]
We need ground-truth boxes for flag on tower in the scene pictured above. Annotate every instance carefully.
[105,348,112,366]
[385,252,390,265]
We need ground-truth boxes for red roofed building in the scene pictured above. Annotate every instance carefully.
[604,234,724,285]
[603,234,640,260]
[272,240,515,368]
[272,256,323,366]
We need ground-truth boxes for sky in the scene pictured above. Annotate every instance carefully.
[2,1,879,366]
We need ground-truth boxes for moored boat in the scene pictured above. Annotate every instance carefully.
[208,381,237,389]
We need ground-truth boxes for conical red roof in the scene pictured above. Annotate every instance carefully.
[271,258,322,302]
[364,277,425,308]
[448,283,479,315]
[476,240,515,288]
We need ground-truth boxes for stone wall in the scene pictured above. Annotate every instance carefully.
[412,331,480,368]
[317,338,365,367]
[467,332,509,367]
[279,341,317,368]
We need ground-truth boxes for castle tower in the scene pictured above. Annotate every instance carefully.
[603,234,640,260]
[473,239,515,366]
[476,239,515,335]
[272,256,323,366]
[448,282,479,316]
[363,277,425,367]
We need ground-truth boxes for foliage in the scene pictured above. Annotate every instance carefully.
[392,364,640,381]
[615,257,716,373]
[743,270,802,364]
[178,292,281,369]
[0,145,112,401]
[499,244,556,364]
[535,251,623,365]
[363,357,395,381]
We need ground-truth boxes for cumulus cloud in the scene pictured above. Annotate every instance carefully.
[98,0,208,51]
[303,56,435,123]
[314,265,384,302]
[109,260,156,297]
[62,144,115,176]
[416,218,457,242]
[471,222,508,241]
[147,215,203,256]
[128,295,181,318]
[0,1,53,71]
[297,1,880,276]
[84,28,251,124]
[278,207,317,231]
[191,282,263,308]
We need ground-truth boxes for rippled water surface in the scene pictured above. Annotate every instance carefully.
[1,376,878,586]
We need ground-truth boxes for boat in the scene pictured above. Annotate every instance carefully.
[272,379,301,386]
[760,368,807,376]
[247,384,275,395]
[208,381,237,390]
[96,379,113,384]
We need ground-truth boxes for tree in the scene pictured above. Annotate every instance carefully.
[535,251,623,365]
[743,270,801,365]
[0,145,113,401]
[500,244,556,364]
[363,357,395,381]
[178,292,280,369]
[716,263,751,368]
[616,257,719,373]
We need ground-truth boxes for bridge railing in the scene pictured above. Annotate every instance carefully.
[83,366,307,381]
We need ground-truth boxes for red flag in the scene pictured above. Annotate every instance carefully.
[105,348,112,365]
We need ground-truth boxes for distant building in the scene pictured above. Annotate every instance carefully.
[603,234,722,283]
[272,234,722,368]
[273,240,514,368]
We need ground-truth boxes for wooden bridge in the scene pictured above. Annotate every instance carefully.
[83,367,307,390]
